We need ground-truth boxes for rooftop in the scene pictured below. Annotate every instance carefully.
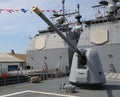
[0,52,24,63]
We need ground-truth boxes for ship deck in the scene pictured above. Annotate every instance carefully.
[0,73,120,97]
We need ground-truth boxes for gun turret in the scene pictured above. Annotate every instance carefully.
[32,6,81,55]
[32,6,106,85]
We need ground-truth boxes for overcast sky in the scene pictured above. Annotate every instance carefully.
[0,0,98,54]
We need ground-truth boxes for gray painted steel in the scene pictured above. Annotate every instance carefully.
[78,19,120,72]
[0,76,120,97]
[27,48,69,72]
[27,0,120,73]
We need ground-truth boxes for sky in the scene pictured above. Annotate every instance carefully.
[0,0,98,54]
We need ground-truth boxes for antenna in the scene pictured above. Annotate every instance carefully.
[75,4,82,25]
[77,4,80,14]
[62,0,65,18]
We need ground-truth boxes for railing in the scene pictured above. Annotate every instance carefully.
[0,69,69,86]
[0,75,28,86]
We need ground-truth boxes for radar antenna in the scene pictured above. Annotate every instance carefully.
[62,0,65,18]
[75,4,82,25]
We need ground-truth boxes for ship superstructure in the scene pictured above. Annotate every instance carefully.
[78,0,120,72]
[27,0,82,73]
[27,0,120,73]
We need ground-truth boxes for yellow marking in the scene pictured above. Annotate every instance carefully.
[32,6,42,15]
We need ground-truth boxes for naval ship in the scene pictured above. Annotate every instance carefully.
[77,0,120,73]
[27,0,82,73]
[27,0,120,73]
[1,0,120,97]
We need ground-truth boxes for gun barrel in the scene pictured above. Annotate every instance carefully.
[32,6,81,55]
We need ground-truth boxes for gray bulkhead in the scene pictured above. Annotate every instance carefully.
[78,18,120,72]
[27,31,76,72]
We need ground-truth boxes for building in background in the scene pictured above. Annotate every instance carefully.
[0,50,26,74]
[8,50,26,70]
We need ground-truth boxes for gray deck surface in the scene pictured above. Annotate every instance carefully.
[0,74,120,97]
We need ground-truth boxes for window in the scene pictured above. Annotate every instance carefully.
[8,65,19,71]
[25,66,31,70]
